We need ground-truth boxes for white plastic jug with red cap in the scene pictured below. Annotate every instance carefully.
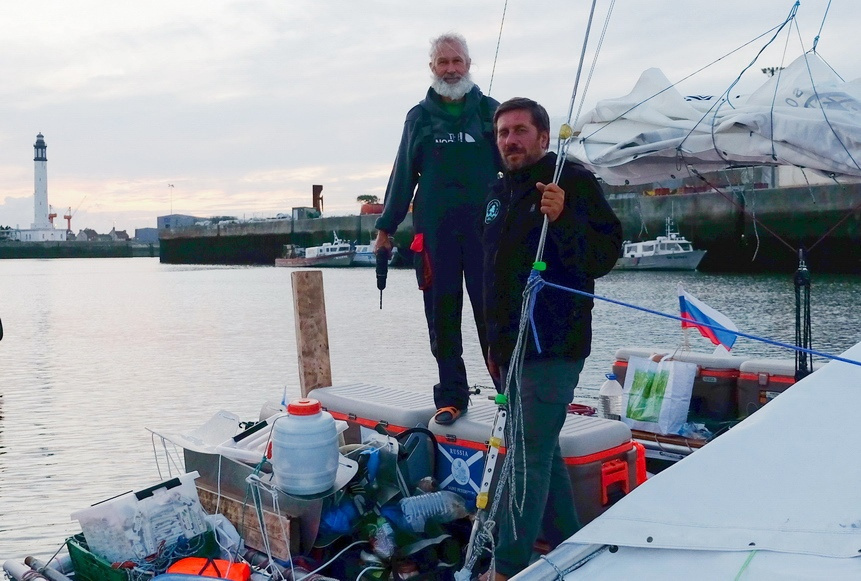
[270,398,339,495]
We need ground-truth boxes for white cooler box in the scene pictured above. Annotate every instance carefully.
[429,401,646,524]
[313,383,438,444]
[313,383,439,493]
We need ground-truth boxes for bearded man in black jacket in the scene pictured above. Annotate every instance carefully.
[480,97,622,580]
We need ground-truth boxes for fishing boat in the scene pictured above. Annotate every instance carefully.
[274,233,354,268]
[613,218,705,271]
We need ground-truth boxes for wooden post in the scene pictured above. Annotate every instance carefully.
[291,270,332,396]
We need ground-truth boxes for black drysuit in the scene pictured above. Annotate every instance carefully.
[376,86,502,410]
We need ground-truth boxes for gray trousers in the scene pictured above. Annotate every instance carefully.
[495,358,584,577]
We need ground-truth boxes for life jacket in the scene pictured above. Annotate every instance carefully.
[166,557,251,581]
[413,95,497,160]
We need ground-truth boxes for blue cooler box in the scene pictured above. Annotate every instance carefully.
[429,400,646,524]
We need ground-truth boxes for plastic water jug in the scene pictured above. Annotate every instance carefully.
[271,398,339,495]
[599,373,623,421]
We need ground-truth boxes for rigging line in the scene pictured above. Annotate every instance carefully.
[563,0,599,124]
[814,51,844,82]
[487,0,510,96]
[773,18,794,157]
[807,183,861,252]
[536,0,600,264]
[701,1,798,162]
[720,1,799,112]
[689,168,798,255]
[572,0,616,128]
[812,0,833,53]
[795,33,861,173]
[536,279,861,368]
[581,15,791,144]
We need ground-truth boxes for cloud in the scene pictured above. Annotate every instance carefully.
[0,0,857,234]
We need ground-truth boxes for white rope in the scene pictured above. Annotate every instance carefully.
[487,0,510,96]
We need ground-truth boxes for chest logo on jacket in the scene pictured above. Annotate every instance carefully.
[435,132,477,144]
[485,199,500,224]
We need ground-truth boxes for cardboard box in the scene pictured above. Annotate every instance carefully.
[70,472,208,564]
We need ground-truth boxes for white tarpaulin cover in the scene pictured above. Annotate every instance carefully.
[514,341,861,580]
[569,53,861,185]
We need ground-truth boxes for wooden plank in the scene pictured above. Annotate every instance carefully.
[197,485,298,557]
[291,270,332,396]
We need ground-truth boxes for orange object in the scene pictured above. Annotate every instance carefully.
[167,557,251,581]
[600,459,631,505]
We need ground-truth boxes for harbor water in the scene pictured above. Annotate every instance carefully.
[1,257,860,560]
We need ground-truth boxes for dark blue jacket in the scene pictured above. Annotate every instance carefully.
[376,86,501,236]
[481,152,622,364]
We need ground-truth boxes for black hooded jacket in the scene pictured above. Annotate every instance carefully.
[375,86,501,236]
[481,152,623,365]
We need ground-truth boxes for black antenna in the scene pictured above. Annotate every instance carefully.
[794,248,813,380]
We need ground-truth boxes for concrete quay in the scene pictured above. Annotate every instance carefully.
[159,213,413,266]
[158,182,861,273]
[0,240,158,259]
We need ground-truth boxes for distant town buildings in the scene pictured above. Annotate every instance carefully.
[135,228,159,243]
[157,214,203,230]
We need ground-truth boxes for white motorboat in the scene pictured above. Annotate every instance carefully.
[614,218,706,271]
[351,244,398,267]
[351,242,376,266]
[275,233,355,268]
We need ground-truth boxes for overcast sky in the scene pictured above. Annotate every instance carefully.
[0,0,857,234]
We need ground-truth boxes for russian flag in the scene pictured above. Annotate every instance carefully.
[678,284,739,350]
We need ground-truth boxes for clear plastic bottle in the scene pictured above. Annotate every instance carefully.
[398,490,468,533]
[369,517,396,560]
[599,373,624,421]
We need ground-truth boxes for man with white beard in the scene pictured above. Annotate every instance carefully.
[375,33,502,425]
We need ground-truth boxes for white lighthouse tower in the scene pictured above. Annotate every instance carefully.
[32,133,52,229]
[12,133,66,241]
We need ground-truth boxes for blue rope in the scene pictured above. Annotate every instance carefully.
[524,272,861,368]
[525,270,545,353]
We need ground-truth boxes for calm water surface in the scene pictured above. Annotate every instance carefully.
[1,258,859,559]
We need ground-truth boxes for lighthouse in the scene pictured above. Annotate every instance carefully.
[11,133,65,241]
[32,133,51,229]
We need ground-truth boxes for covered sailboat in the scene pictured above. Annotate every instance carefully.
[568,52,861,186]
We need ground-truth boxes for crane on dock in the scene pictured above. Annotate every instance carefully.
[64,196,87,232]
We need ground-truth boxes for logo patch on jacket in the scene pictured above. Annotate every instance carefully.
[485,199,500,224]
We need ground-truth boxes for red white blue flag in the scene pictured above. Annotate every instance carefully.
[678,284,739,350]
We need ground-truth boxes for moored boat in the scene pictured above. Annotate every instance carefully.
[274,233,354,268]
[351,244,399,267]
[350,242,376,266]
[613,217,706,271]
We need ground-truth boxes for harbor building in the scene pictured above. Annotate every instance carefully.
[11,133,66,242]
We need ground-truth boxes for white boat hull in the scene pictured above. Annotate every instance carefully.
[275,251,354,267]
[614,250,706,271]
